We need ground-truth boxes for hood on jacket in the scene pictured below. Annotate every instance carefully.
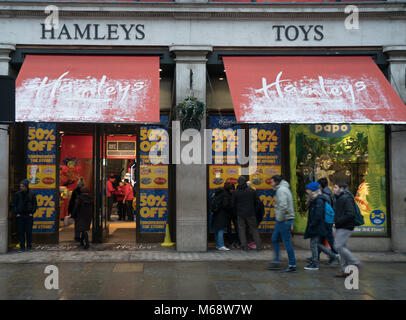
[20,179,30,190]
[275,180,290,190]
[319,192,331,203]
[322,186,333,197]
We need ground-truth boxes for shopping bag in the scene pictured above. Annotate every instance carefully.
[64,215,74,227]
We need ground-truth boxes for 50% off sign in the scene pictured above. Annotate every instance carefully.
[139,194,167,218]
[35,194,55,218]
[28,126,56,152]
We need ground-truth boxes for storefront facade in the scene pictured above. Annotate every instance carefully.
[1,1,406,253]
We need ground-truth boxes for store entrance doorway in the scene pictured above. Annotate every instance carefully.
[57,124,139,245]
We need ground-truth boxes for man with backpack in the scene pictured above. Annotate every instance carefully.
[303,182,338,270]
[333,182,362,277]
[317,178,339,265]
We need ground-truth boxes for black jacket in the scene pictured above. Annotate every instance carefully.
[72,193,93,232]
[13,190,37,216]
[334,191,356,230]
[68,186,81,215]
[304,195,327,239]
[231,183,260,218]
[211,188,232,231]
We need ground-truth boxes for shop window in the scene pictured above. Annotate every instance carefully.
[139,115,169,233]
[208,115,282,233]
[290,124,387,235]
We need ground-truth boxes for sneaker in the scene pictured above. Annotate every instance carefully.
[306,257,313,263]
[248,242,256,249]
[282,266,297,273]
[266,263,282,270]
[217,246,230,251]
[304,263,319,271]
[335,271,350,278]
[17,249,25,253]
[327,255,340,265]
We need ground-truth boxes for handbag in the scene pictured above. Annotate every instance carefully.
[64,215,75,227]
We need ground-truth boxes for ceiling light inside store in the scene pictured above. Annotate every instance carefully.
[219,77,224,81]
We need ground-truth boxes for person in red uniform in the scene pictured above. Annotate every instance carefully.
[107,174,116,221]
[123,179,134,221]
[114,181,125,221]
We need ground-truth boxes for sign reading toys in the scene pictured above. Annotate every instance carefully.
[27,123,57,232]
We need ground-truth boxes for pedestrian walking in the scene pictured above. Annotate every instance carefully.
[114,181,125,221]
[266,175,296,272]
[333,182,361,277]
[303,182,337,270]
[72,186,93,249]
[68,178,84,242]
[211,182,233,251]
[317,177,339,264]
[107,174,116,221]
[231,176,262,252]
[12,179,37,252]
[246,182,265,249]
[224,183,240,248]
[123,179,134,221]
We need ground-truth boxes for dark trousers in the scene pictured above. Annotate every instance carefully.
[107,197,113,221]
[80,231,89,249]
[225,216,240,246]
[117,201,124,220]
[238,216,262,250]
[17,215,33,250]
[125,200,134,221]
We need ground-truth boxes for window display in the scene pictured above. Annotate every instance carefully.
[290,124,387,235]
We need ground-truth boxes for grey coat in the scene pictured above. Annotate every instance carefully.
[274,180,295,222]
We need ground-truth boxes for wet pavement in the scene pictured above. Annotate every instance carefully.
[0,261,405,300]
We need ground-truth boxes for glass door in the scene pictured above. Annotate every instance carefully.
[92,125,109,243]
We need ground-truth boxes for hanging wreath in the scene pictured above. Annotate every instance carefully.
[175,96,207,131]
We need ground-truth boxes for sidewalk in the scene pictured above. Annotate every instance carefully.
[1,243,405,263]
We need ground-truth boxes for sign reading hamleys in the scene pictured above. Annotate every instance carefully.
[16,55,160,123]
[224,56,406,124]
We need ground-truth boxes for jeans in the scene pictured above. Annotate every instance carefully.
[320,223,338,255]
[214,228,225,248]
[335,228,360,271]
[271,220,296,267]
[238,216,262,250]
[17,215,33,250]
[310,236,320,266]
[225,216,240,246]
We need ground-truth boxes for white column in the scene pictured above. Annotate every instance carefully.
[170,45,212,252]
[383,46,406,253]
[0,43,15,254]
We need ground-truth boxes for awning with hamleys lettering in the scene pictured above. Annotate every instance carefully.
[223,56,406,123]
[15,55,160,123]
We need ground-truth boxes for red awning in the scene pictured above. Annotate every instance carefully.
[16,55,160,123]
[223,56,406,123]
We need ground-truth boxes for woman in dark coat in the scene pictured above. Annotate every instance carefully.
[304,182,327,270]
[72,186,93,249]
[211,182,233,251]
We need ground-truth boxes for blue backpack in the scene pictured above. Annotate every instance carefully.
[324,201,335,224]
